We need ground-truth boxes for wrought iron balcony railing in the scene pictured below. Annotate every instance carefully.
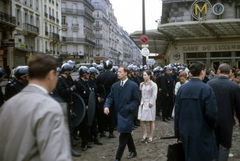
[0,11,17,26]
[23,23,39,34]
[49,32,60,40]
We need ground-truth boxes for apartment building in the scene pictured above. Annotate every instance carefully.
[12,0,41,67]
[61,0,95,63]
[0,0,17,69]
[42,0,62,56]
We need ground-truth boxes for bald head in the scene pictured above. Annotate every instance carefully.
[218,63,230,75]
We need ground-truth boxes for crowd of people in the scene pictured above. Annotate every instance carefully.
[0,55,239,161]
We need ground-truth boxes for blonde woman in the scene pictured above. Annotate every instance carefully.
[138,70,158,143]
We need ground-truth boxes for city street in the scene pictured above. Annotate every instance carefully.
[72,116,240,161]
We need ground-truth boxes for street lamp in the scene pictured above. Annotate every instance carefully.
[142,0,147,65]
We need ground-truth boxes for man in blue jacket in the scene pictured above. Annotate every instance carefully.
[174,61,218,161]
[104,66,140,161]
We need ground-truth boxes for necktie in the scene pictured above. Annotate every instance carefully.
[121,81,123,87]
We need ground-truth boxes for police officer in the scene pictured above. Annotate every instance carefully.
[55,63,81,157]
[161,66,174,122]
[74,66,92,151]
[156,68,164,116]
[96,60,118,138]
[91,63,98,68]
[0,68,5,107]
[5,66,29,100]
[96,64,105,74]
[128,65,134,81]
[88,67,103,145]
[111,66,118,74]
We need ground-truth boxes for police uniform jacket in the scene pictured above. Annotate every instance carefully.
[5,78,25,100]
[104,79,140,133]
[74,78,90,105]
[175,78,218,161]
[96,70,118,96]
[161,74,173,95]
[207,76,240,149]
[56,75,73,103]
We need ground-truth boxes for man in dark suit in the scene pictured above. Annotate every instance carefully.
[104,66,140,161]
[207,63,240,161]
[175,61,218,161]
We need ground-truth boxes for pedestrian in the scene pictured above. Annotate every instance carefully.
[0,55,72,161]
[184,63,189,77]
[0,68,5,107]
[210,69,218,79]
[229,68,240,84]
[174,71,188,95]
[207,63,240,161]
[104,66,140,161]
[174,61,218,161]
[138,70,157,143]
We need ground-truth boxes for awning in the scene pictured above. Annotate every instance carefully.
[129,29,169,55]
[158,19,240,40]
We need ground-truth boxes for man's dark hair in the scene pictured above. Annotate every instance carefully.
[119,66,129,74]
[210,69,215,72]
[29,55,59,80]
[206,71,210,75]
[218,63,230,75]
[231,68,236,76]
[189,61,205,76]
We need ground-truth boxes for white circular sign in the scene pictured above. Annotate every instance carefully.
[141,47,150,57]
[212,3,224,15]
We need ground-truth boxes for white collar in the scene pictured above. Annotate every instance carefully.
[120,78,128,86]
[29,84,48,94]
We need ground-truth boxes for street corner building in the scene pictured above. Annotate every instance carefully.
[130,0,240,70]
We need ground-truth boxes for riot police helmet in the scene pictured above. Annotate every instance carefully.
[89,67,98,77]
[91,63,98,68]
[15,66,29,79]
[61,63,73,74]
[172,67,178,71]
[57,67,61,75]
[128,64,134,72]
[79,66,90,77]
[0,68,5,79]
[164,66,172,71]
[160,68,164,73]
[103,60,113,70]
[133,65,138,72]
[111,66,118,73]
[96,65,104,73]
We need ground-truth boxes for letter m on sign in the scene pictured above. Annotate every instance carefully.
[195,3,207,15]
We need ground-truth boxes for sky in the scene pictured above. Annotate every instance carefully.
[110,0,162,34]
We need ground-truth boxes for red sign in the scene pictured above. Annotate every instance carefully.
[140,35,149,44]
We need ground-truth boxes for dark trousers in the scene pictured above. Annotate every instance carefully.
[116,133,136,160]
[156,91,163,114]
[79,114,90,146]
[106,110,115,133]
[162,90,173,119]
[90,109,99,137]
[98,107,115,133]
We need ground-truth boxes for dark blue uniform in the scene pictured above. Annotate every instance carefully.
[74,78,90,147]
[156,75,163,116]
[96,71,118,134]
[5,78,25,100]
[161,73,174,120]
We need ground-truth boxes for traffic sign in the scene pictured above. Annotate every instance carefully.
[141,44,149,48]
[141,47,150,57]
[140,35,149,44]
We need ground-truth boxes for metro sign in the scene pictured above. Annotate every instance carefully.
[191,0,212,21]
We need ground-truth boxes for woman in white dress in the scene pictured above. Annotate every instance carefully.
[138,70,158,143]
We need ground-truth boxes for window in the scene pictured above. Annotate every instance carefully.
[56,12,58,19]
[44,5,47,13]
[37,39,39,51]
[62,31,66,37]
[73,3,77,10]
[73,45,77,52]
[96,40,99,45]
[62,2,66,8]
[236,6,240,18]
[62,46,67,52]
[62,16,66,24]
[96,12,99,17]
[53,26,55,33]
[57,28,59,34]
[49,7,51,16]
[45,41,48,50]
[36,17,39,27]
[73,17,77,25]
[96,21,99,26]
[50,24,51,32]
[52,9,54,16]
[45,23,48,31]
[73,32,77,38]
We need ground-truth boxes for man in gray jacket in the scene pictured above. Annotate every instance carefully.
[0,55,72,161]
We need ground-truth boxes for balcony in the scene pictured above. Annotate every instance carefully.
[23,23,39,35]
[0,12,17,27]
[61,52,68,56]
[95,34,102,39]
[61,8,95,22]
[93,24,102,29]
[95,44,103,49]
[65,37,95,46]
[49,32,60,40]
[61,36,66,42]
[44,13,48,18]
[72,24,79,27]
[72,52,78,55]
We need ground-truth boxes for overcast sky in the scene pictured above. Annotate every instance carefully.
[110,0,162,34]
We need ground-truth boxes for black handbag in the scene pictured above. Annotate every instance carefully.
[167,141,185,161]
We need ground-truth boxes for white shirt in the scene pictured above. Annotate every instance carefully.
[175,80,188,95]
[29,84,48,94]
[120,78,128,87]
